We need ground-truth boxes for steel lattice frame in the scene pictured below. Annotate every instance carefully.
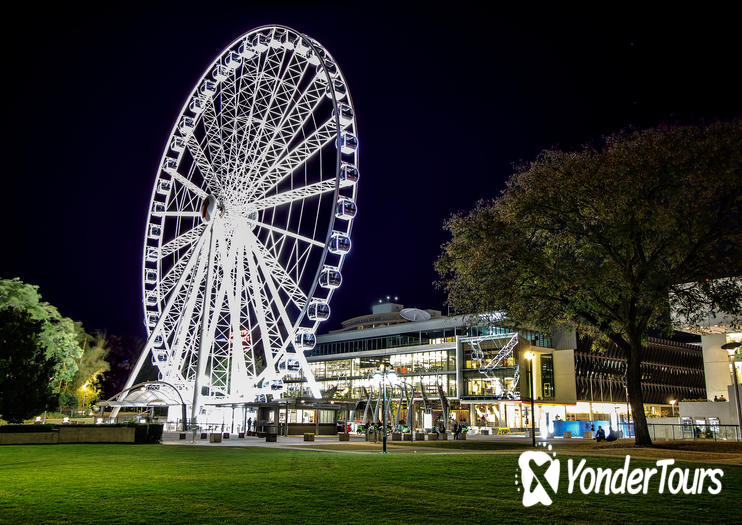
[119,26,358,424]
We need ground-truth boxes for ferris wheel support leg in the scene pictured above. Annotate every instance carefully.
[110,224,213,421]
[191,223,218,427]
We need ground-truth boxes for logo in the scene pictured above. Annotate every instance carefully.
[516,444,725,506]
[516,443,560,506]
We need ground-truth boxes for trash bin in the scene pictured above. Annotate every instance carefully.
[304,433,315,442]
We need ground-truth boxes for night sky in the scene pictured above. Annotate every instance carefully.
[3,4,741,339]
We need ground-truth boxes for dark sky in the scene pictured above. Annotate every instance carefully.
[3,3,741,339]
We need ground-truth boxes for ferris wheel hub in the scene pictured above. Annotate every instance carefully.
[200,195,224,223]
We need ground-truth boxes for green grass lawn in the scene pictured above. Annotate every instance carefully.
[0,444,740,524]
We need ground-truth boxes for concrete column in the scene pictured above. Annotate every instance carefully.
[455,337,464,398]
[702,334,731,400]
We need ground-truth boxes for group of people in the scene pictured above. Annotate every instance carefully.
[594,424,617,442]
[452,421,468,439]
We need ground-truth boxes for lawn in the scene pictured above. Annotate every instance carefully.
[0,444,740,524]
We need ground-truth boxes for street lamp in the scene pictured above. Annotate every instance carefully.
[372,362,399,453]
[669,399,677,417]
[81,382,88,414]
[524,352,536,447]
[721,342,742,440]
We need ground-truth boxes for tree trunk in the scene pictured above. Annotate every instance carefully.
[626,341,653,447]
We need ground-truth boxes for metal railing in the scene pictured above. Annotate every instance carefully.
[647,423,740,441]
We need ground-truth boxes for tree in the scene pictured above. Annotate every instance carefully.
[0,307,59,423]
[65,329,110,410]
[100,334,146,399]
[436,121,742,446]
[0,278,83,392]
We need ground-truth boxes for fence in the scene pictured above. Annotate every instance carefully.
[647,423,740,441]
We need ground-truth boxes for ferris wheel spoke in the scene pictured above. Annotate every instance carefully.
[201,101,229,179]
[234,46,299,163]
[160,224,206,258]
[248,234,307,310]
[185,135,222,193]
[252,179,337,211]
[246,79,326,185]
[225,41,285,184]
[251,219,325,249]
[153,210,202,219]
[169,170,209,200]
[237,52,311,187]
[248,116,337,199]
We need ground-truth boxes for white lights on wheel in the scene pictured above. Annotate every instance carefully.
[122,26,357,421]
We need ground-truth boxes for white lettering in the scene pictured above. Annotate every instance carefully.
[667,468,684,494]
[595,468,612,495]
[706,469,724,495]
[580,467,596,493]
[567,459,585,493]
[656,459,675,493]
[610,455,631,494]
[627,467,644,494]
[684,468,700,495]
[642,468,657,494]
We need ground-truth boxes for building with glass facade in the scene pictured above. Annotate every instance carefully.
[276,301,709,435]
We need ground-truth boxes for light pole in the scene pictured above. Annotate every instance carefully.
[525,352,536,447]
[670,399,677,417]
[721,342,742,440]
[81,382,88,414]
[372,362,399,454]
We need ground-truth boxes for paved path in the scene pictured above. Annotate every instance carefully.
[161,432,742,464]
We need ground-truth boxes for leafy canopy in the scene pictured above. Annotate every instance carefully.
[0,307,59,423]
[0,278,84,391]
[436,122,742,348]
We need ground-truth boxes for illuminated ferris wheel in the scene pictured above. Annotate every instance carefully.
[121,26,358,423]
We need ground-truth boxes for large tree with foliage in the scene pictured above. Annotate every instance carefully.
[436,122,742,446]
[0,278,84,392]
[0,307,59,422]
